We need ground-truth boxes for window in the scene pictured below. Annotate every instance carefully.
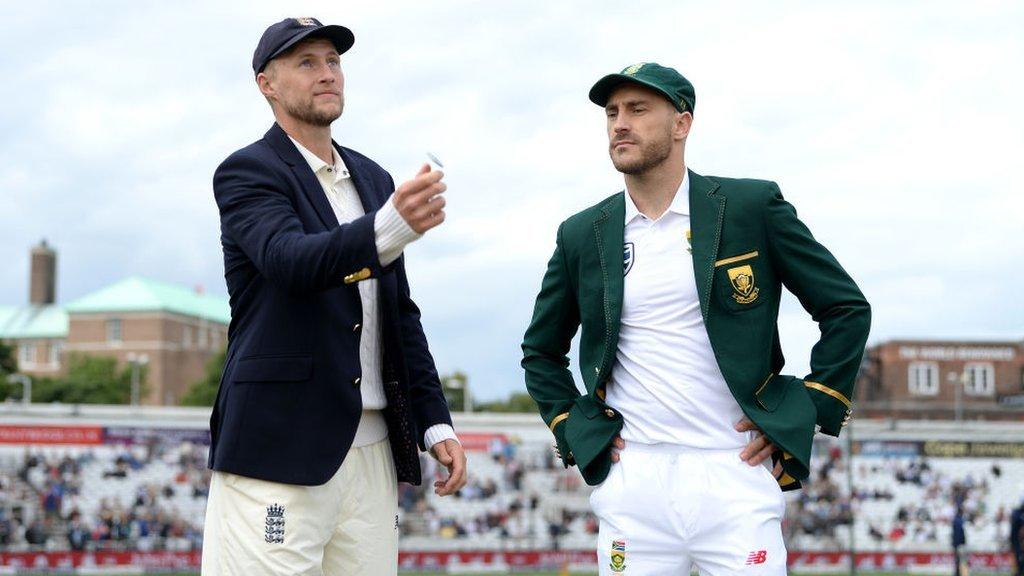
[964,363,995,396]
[19,343,36,366]
[198,325,208,349]
[48,341,63,366]
[211,329,222,351]
[908,362,939,396]
[107,319,122,343]
[183,326,192,348]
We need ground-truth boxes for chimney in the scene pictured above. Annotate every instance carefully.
[30,239,57,305]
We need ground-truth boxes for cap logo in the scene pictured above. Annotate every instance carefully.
[294,17,318,27]
[622,63,645,76]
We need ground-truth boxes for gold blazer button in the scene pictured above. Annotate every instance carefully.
[604,409,615,418]
[343,268,372,285]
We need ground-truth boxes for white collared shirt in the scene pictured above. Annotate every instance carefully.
[288,137,456,450]
[606,170,749,449]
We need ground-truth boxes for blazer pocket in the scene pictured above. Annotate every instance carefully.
[564,395,622,483]
[233,354,313,383]
[715,250,768,312]
[755,373,791,412]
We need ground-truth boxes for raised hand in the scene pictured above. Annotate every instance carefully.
[393,164,446,234]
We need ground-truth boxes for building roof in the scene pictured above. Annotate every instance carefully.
[65,277,230,325]
[0,305,69,339]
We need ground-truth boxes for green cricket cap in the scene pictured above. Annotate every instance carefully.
[589,62,695,114]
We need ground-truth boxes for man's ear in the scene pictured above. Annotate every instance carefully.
[675,111,693,140]
[257,72,274,100]
[252,69,274,104]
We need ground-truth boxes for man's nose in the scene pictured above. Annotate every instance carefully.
[317,65,336,83]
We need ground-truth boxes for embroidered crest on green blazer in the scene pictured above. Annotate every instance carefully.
[521,170,871,489]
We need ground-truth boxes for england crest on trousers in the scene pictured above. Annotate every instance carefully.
[265,503,285,544]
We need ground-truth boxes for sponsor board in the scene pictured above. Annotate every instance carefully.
[854,439,1024,459]
[1,550,1015,571]
[0,425,209,447]
[0,425,103,445]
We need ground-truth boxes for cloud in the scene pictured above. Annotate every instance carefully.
[1,0,1021,401]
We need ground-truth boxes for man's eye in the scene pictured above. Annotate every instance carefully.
[300,60,312,68]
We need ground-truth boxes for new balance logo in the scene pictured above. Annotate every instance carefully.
[745,550,767,565]
[265,503,285,544]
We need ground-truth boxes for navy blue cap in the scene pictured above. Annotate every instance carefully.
[252,17,355,76]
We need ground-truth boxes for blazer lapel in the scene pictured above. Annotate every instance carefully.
[688,170,725,319]
[593,193,626,378]
[336,144,381,213]
[263,124,339,230]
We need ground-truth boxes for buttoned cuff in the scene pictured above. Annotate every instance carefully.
[374,197,422,266]
[423,424,458,450]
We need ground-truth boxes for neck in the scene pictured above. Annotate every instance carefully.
[277,114,334,164]
[624,154,686,220]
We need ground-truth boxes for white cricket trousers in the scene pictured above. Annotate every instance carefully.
[200,438,398,575]
[591,443,787,575]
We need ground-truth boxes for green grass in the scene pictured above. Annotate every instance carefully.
[12,572,962,576]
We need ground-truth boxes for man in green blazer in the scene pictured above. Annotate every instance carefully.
[521,63,870,574]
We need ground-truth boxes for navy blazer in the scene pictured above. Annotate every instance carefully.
[207,123,452,486]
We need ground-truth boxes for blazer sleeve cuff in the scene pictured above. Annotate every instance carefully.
[804,379,852,436]
[423,423,458,450]
[375,196,422,266]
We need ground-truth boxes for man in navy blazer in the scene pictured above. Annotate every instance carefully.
[201,18,466,575]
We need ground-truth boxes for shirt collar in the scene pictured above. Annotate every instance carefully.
[288,136,351,180]
[624,169,690,224]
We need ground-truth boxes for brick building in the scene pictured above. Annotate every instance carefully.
[856,339,1024,421]
[0,241,229,405]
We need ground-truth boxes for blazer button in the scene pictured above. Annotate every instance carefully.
[352,377,361,387]
[604,408,615,418]
[352,323,362,332]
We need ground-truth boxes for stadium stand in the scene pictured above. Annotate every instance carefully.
[1,404,1023,572]
[0,442,207,552]
[786,437,1024,554]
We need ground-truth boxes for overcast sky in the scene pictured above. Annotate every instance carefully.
[2,1,1022,401]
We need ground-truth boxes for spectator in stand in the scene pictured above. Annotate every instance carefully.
[41,481,62,519]
[952,505,967,576]
[1010,497,1024,576]
[0,510,13,546]
[888,522,906,543]
[488,437,505,462]
[868,522,884,543]
[67,511,90,551]
[24,518,48,547]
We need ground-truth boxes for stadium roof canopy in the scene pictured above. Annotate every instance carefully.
[0,305,68,339]
[65,276,231,325]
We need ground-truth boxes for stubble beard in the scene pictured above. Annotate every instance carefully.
[282,94,344,127]
[610,128,674,176]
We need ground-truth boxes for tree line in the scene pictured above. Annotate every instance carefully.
[1,344,536,413]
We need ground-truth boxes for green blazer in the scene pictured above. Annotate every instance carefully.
[521,170,870,489]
